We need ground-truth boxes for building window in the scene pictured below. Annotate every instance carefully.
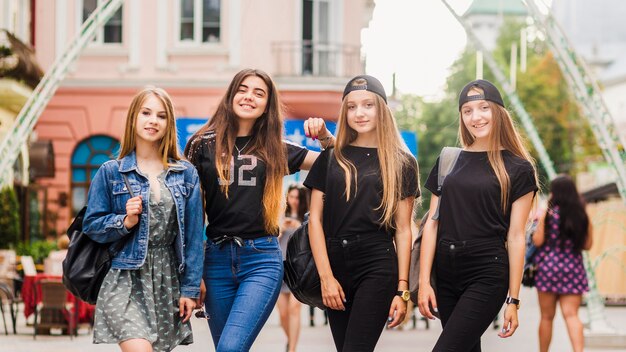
[302,0,333,76]
[178,0,221,44]
[70,135,120,216]
[82,0,123,44]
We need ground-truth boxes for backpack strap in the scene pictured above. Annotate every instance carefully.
[431,147,461,220]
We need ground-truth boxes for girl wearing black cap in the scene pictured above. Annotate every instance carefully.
[184,68,333,351]
[418,79,538,351]
[304,75,420,351]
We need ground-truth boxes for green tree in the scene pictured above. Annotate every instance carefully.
[394,94,458,216]
[394,17,602,214]
[411,16,600,198]
[0,186,20,248]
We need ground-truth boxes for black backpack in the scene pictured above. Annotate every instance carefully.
[62,173,135,304]
[282,149,334,310]
[283,214,324,309]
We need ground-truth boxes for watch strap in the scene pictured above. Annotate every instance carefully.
[505,297,520,309]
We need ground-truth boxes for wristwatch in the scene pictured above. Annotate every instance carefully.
[505,297,520,309]
[396,290,410,302]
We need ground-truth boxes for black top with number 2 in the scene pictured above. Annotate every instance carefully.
[188,132,308,239]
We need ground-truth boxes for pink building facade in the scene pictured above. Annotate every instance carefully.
[31,0,374,235]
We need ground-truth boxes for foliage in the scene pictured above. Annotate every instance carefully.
[0,186,20,249]
[517,52,601,177]
[15,240,57,264]
[394,95,458,217]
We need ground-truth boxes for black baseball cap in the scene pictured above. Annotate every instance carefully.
[458,79,504,111]
[342,75,387,103]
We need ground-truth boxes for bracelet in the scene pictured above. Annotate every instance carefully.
[319,135,333,151]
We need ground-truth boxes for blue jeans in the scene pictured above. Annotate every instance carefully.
[203,235,283,351]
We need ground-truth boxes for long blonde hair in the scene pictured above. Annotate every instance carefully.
[184,69,287,233]
[119,87,181,166]
[335,78,416,228]
[459,88,537,212]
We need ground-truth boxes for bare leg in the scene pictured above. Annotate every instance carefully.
[119,338,152,352]
[559,294,584,352]
[537,291,558,352]
[277,292,290,346]
[287,294,302,352]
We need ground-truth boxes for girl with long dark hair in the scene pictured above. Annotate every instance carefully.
[532,174,593,352]
[184,68,331,351]
[277,184,310,352]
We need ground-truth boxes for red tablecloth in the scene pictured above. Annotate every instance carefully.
[22,274,95,324]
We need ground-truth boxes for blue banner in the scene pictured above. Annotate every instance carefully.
[176,117,417,156]
[176,117,207,153]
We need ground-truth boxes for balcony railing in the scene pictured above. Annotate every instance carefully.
[271,41,363,78]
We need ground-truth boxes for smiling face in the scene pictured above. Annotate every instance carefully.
[345,89,379,141]
[461,88,493,143]
[232,75,269,123]
[135,94,167,146]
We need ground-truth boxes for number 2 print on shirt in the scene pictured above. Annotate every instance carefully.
[218,155,258,186]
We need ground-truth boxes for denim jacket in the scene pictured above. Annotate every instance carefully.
[83,151,204,298]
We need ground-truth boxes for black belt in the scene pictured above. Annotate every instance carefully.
[213,235,244,248]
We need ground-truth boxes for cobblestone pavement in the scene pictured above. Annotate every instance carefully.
[3,287,625,351]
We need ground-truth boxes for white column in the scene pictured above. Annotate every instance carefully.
[2,0,13,33]
[156,0,168,68]
[336,0,344,76]
[510,42,517,90]
[127,0,140,69]
[55,0,68,60]
[228,0,241,67]
[476,50,483,79]
[520,28,527,73]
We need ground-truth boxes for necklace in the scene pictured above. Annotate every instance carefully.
[235,138,252,159]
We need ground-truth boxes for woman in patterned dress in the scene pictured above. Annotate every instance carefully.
[84,87,204,352]
[532,174,593,352]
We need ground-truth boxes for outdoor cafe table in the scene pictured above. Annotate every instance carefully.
[22,273,95,324]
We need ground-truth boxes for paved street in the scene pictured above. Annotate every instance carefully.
[3,287,625,351]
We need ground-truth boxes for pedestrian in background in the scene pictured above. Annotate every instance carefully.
[184,68,333,351]
[418,79,538,351]
[84,87,204,352]
[277,184,310,352]
[305,75,419,351]
[533,174,592,352]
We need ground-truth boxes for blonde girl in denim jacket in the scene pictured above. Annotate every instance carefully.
[83,87,204,352]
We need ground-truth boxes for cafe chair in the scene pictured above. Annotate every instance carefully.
[0,282,18,335]
[33,279,76,339]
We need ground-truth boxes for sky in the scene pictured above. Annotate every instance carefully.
[362,0,473,100]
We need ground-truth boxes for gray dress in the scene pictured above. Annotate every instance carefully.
[94,173,193,351]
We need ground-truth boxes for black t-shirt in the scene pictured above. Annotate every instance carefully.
[304,146,420,237]
[424,150,538,241]
[188,132,308,239]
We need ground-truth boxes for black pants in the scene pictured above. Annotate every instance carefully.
[433,237,509,352]
[326,233,398,352]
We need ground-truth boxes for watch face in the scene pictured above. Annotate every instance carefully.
[402,291,410,301]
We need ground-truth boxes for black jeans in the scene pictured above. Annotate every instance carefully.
[325,233,398,352]
[433,237,509,352]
